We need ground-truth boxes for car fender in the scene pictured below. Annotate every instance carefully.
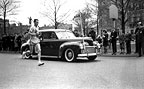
[59,41,81,57]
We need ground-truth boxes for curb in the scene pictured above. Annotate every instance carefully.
[0,51,21,54]
[97,53,139,57]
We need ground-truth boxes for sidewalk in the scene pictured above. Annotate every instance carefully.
[98,52,138,57]
[0,50,20,54]
[98,42,139,57]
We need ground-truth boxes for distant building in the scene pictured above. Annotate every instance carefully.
[98,0,120,35]
[8,23,29,35]
[40,23,72,30]
[98,0,144,34]
[128,1,144,29]
[0,18,30,38]
[58,23,72,30]
[0,18,10,37]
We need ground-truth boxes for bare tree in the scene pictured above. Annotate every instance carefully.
[73,3,99,36]
[88,0,112,35]
[73,9,91,36]
[111,0,144,33]
[87,0,100,34]
[110,0,131,33]
[90,0,144,33]
[0,0,20,34]
[41,0,70,29]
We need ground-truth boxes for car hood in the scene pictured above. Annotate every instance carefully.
[66,37,92,41]
[65,37,93,46]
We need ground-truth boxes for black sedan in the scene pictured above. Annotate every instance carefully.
[21,29,97,62]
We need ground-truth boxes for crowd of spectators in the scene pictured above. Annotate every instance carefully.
[73,28,137,56]
[0,31,29,53]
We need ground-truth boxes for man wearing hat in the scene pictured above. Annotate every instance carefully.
[135,22,144,57]
[135,22,142,53]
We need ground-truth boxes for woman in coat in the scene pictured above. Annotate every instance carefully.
[102,30,109,54]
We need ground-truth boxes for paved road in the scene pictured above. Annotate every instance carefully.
[0,53,144,89]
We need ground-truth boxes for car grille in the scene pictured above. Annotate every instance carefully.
[81,46,96,54]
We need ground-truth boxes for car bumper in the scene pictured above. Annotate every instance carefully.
[78,53,97,57]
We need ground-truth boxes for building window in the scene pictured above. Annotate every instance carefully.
[131,17,134,23]
[131,3,133,10]
[137,17,140,21]
[142,13,144,20]
[142,3,144,9]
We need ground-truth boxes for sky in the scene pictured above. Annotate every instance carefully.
[8,0,92,26]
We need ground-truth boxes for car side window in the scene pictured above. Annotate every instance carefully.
[42,32,58,40]
[42,32,51,40]
[50,32,58,39]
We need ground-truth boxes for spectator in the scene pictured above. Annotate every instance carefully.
[125,31,132,54]
[135,22,141,53]
[88,28,96,41]
[2,34,7,51]
[6,35,11,51]
[110,29,117,55]
[102,30,109,54]
[119,31,125,54]
[136,22,144,57]
[96,35,102,54]
[73,30,80,37]
[9,34,14,51]
[17,34,22,52]
[14,33,19,52]
[0,37,2,51]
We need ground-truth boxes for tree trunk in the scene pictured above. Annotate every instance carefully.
[121,0,125,33]
[121,10,125,33]
[4,11,6,34]
[97,17,99,35]
[55,22,57,29]
[54,6,57,29]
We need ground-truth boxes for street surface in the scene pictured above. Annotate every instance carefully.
[0,53,144,89]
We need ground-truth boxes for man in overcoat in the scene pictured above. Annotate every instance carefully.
[110,29,117,55]
[136,23,144,57]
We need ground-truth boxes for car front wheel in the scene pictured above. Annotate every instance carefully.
[21,45,32,59]
[64,48,76,62]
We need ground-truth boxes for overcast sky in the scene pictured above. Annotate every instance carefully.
[8,0,92,26]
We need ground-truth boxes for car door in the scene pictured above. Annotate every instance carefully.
[40,31,61,56]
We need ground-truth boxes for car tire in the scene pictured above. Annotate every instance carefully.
[25,51,32,59]
[21,45,32,59]
[88,56,97,61]
[64,48,76,62]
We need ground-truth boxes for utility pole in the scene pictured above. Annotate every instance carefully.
[97,0,99,35]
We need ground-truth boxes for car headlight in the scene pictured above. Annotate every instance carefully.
[79,42,89,49]
[83,42,89,46]
[79,44,84,49]
[93,41,97,46]
[93,41,99,48]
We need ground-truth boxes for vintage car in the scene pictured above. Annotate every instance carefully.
[21,29,97,62]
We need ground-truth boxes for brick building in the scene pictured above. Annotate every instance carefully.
[98,0,144,34]
[128,1,144,28]
[0,18,10,37]
[0,18,29,38]
[98,0,120,35]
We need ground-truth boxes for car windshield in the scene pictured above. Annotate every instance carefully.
[55,31,76,39]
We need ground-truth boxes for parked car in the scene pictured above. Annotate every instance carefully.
[21,29,97,62]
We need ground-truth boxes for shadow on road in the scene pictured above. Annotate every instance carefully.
[27,56,101,63]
